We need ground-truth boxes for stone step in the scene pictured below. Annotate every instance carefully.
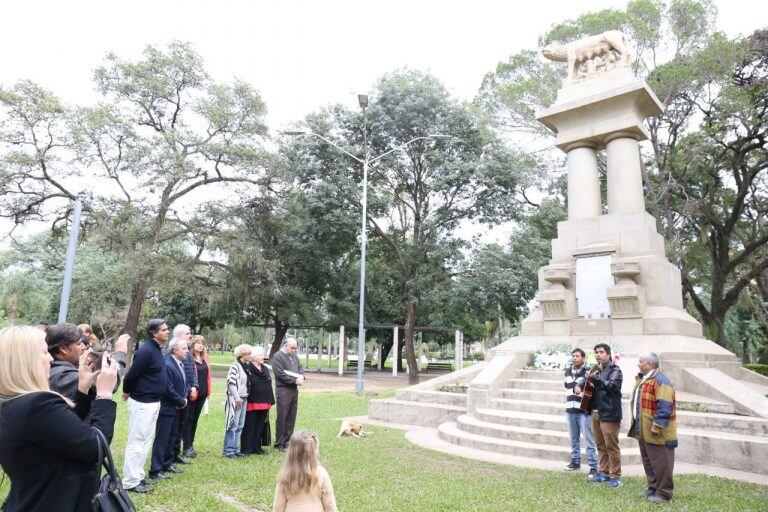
[395,389,467,407]
[677,428,768,475]
[496,388,567,402]
[455,414,637,449]
[474,408,569,431]
[506,378,564,392]
[676,410,768,437]
[368,398,464,428]
[519,369,563,381]
[491,397,579,415]
[438,421,642,464]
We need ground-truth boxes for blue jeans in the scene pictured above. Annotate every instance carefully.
[566,411,598,468]
[223,398,248,455]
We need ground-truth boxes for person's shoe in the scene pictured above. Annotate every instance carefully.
[148,471,170,480]
[234,452,246,457]
[126,484,152,494]
[648,494,671,503]
[165,464,182,474]
[183,448,197,458]
[588,471,608,483]
[224,453,237,458]
[173,455,190,464]
[254,449,266,455]
[638,488,656,497]
[606,478,623,488]
[564,460,580,471]
[275,445,286,453]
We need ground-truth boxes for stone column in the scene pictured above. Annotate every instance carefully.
[606,133,645,214]
[337,325,345,376]
[565,143,601,220]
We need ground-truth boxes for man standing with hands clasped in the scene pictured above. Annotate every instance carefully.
[629,352,677,503]
[271,338,304,452]
[587,342,623,488]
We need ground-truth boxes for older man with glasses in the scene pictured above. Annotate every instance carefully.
[271,338,305,452]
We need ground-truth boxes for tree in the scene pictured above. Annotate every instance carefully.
[290,70,526,383]
[0,41,271,346]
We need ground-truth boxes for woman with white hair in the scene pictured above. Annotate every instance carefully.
[241,345,275,455]
[0,325,119,511]
[223,344,252,458]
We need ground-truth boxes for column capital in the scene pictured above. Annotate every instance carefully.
[603,130,642,145]
[563,141,598,152]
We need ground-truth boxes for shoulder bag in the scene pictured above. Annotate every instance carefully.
[91,427,137,512]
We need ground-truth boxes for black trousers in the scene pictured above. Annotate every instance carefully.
[274,386,298,447]
[183,397,206,450]
[241,409,269,453]
[151,411,178,474]
[172,401,192,455]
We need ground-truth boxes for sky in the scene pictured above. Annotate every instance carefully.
[1,0,766,244]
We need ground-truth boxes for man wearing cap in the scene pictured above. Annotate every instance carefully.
[46,323,128,412]
[121,318,170,494]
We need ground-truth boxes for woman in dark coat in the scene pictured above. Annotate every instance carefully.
[240,345,275,455]
[0,325,119,512]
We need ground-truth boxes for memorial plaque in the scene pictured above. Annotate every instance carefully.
[575,255,614,318]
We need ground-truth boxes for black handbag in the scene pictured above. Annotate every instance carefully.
[91,427,137,512]
[261,411,271,447]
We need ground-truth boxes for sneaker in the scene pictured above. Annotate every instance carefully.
[183,448,197,458]
[648,494,671,503]
[638,488,656,497]
[588,471,608,483]
[564,461,581,471]
[173,455,191,464]
[606,478,623,488]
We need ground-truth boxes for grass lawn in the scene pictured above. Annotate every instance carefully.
[2,382,767,511]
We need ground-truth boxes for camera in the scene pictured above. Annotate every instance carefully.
[87,351,111,371]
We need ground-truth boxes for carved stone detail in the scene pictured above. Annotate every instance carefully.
[607,260,644,319]
[540,265,576,321]
[542,30,634,83]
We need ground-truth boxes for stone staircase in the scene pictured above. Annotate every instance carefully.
[438,368,641,465]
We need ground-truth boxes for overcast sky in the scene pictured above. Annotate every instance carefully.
[1,1,766,245]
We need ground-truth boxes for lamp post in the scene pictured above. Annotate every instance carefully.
[285,97,451,394]
[58,190,87,323]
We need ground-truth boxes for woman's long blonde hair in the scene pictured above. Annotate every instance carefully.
[0,326,53,404]
[276,430,321,495]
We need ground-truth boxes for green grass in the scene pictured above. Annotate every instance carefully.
[2,383,767,511]
[209,351,475,371]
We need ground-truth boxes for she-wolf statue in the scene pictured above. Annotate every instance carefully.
[542,30,634,82]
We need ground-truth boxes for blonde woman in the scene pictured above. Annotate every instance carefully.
[273,430,338,512]
[0,326,119,512]
[184,334,212,457]
[223,344,252,457]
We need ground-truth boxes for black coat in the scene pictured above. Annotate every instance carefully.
[246,362,275,405]
[590,362,623,422]
[160,354,188,415]
[0,391,117,512]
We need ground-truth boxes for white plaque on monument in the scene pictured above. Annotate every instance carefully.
[575,255,613,318]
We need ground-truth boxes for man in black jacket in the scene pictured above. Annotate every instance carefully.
[121,318,170,494]
[46,323,129,420]
[271,338,304,452]
[164,324,198,462]
[588,342,624,488]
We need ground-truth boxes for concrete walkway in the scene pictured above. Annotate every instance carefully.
[353,415,768,486]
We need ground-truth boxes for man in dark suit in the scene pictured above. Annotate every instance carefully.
[149,337,188,481]
[272,338,304,452]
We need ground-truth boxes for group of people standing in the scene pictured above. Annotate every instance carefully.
[563,343,678,503]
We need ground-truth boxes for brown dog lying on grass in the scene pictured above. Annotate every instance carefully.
[337,420,370,438]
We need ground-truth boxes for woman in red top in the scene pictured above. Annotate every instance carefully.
[184,335,212,458]
[241,345,275,455]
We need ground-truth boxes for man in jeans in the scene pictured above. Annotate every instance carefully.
[564,348,598,478]
[121,319,170,493]
[587,342,624,488]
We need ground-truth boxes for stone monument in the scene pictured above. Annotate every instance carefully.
[369,31,768,476]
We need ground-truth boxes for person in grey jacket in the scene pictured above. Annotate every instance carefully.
[46,323,128,414]
[271,338,304,452]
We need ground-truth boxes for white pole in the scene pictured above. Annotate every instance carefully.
[377,342,383,370]
[392,326,399,377]
[338,325,345,376]
[327,332,332,368]
[455,330,461,372]
[316,328,323,372]
[305,330,310,368]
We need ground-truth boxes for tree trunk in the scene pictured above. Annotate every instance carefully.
[123,276,149,361]
[269,319,289,359]
[702,312,726,347]
[404,303,419,384]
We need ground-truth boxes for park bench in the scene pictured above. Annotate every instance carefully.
[426,362,453,373]
[347,360,372,369]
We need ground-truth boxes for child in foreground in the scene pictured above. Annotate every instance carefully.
[273,429,338,512]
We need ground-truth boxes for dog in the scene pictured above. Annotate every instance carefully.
[337,419,369,438]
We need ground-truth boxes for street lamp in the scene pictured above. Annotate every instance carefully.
[58,190,87,323]
[285,99,452,394]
